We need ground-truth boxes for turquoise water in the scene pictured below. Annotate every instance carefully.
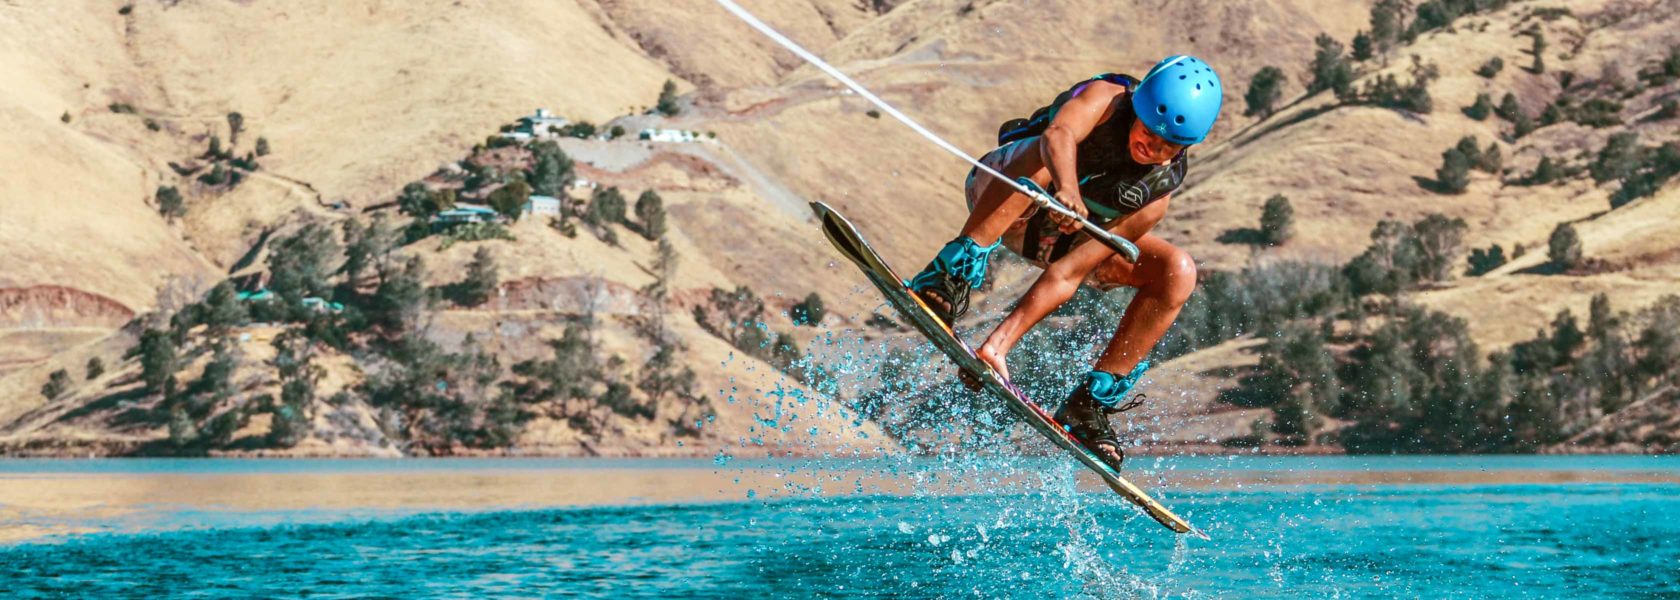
[3,457,1678,598]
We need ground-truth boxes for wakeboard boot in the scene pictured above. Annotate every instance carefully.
[1054,362,1151,471]
[906,236,1001,327]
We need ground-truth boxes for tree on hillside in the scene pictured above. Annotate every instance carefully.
[1307,34,1354,98]
[226,112,244,147]
[86,357,105,380]
[398,182,439,217]
[1529,31,1547,74]
[255,137,271,157]
[1369,0,1404,56]
[1495,93,1523,122]
[695,285,765,347]
[40,369,71,400]
[656,80,681,117]
[200,281,249,337]
[1351,31,1375,61]
[529,141,574,198]
[1475,57,1504,78]
[131,328,178,396]
[1411,214,1469,283]
[1589,132,1640,184]
[1463,93,1493,120]
[1548,222,1582,270]
[587,187,627,226]
[1259,194,1295,246]
[1258,324,1335,444]
[635,190,667,240]
[1244,66,1286,118]
[487,179,532,220]
[1467,244,1506,276]
[267,223,342,304]
[459,246,499,307]
[156,185,185,222]
[791,292,826,327]
[371,255,431,334]
[1435,145,1472,194]
[268,330,321,448]
[639,238,680,341]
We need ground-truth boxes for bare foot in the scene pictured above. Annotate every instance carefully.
[959,342,1011,391]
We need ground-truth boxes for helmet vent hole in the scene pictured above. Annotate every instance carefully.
[1195,83,1202,90]
[1178,74,1186,80]
[1175,115,1186,125]
[1157,104,1167,115]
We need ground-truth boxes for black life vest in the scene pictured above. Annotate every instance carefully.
[995,73,1186,221]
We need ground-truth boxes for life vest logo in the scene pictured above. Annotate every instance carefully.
[1117,181,1150,211]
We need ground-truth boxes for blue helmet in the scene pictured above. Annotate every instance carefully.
[1131,55,1223,145]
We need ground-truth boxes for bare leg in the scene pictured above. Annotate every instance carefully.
[957,139,1049,247]
[1087,237,1198,373]
[974,234,1197,380]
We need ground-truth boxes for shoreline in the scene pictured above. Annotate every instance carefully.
[3,439,1670,459]
[4,456,1678,545]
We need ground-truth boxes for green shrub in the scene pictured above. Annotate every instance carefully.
[1260,194,1295,245]
[1548,222,1582,270]
[1475,57,1504,78]
[1467,244,1506,275]
[656,80,681,117]
[1244,66,1286,118]
[1307,34,1354,98]
[1463,93,1493,120]
[40,369,71,400]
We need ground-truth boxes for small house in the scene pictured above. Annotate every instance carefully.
[524,195,562,217]
[431,204,500,230]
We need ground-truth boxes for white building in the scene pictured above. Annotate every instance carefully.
[640,128,697,143]
[524,195,562,217]
[523,108,570,137]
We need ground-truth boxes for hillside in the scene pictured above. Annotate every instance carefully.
[1,0,1677,457]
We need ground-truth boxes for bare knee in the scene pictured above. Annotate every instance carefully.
[1154,246,1198,307]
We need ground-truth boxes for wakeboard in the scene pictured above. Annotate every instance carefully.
[812,201,1206,539]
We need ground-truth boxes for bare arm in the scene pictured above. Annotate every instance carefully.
[1039,81,1126,225]
[981,196,1172,361]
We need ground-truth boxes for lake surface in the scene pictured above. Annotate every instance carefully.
[2,456,1677,598]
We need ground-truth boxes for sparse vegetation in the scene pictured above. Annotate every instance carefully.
[656,79,681,116]
[486,179,532,220]
[635,190,667,240]
[1463,93,1493,120]
[1466,244,1506,276]
[156,185,185,221]
[1343,214,1467,295]
[1434,144,1473,194]
[1475,57,1504,78]
[791,292,826,327]
[1548,222,1582,270]
[86,357,105,380]
[1307,34,1354,98]
[40,369,71,400]
[60,111,71,123]
[1244,66,1286,118]
[457,246,499,307]
[1346,56,1437,112]
[255,137,271,156]
[1259,194,1295,246]
[529,141,574,198]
